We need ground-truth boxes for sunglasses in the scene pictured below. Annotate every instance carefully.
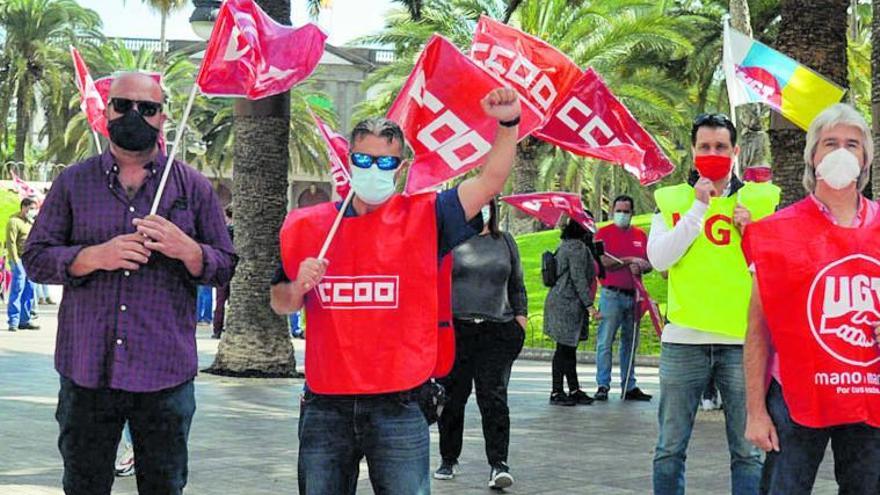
[109,98,163,118]
[350,152,402,171]
[693,112,732,127]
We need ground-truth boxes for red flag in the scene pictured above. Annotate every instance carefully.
[500,191,595,232]
[470,15,582,122]
[196,0,327,99]
[70,46,108,136]
[11,172,39,202]
[309,109,350,199]
[387,35,541,194]
[634,278,663,337]
[536,68,675,186]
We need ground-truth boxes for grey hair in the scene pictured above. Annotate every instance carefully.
[350,117,406,151]
[802,103,873,193]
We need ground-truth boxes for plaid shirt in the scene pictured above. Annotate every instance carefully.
[23,150,237,392]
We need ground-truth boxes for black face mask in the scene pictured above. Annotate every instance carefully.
[107,110,160,152]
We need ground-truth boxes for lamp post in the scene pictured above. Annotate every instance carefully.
[189,0,221,41]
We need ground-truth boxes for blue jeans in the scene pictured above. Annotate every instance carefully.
[7,261,34,328]
[290,311,302,336]
[196,285,213,322]
[653,343,762,495]
[56,377,195,495]
[761,380,880,494]
[297,390,430,494]
[595,287,637,392]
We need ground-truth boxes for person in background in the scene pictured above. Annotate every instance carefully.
[197,285,213,324]
[212,206,234,339]
[434,198,527,490]
[289,311,304,339]
[36,282,55,305]
[114,422,135,477]
[7,197,39,332]
[543,218,599,406]
[594,194,652,401]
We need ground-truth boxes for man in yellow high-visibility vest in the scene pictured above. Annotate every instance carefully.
[648,113,779,495]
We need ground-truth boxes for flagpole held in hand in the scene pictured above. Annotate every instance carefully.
[150,83,199,215]
[92,130,102,154]
[318,187,355,260]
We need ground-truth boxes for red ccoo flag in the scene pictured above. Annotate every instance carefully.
[309,109,351,199]
[536,68,675,186]
[70,46,108,136]
[501,192,595,232]
[196,0,327,99]
[387,35,542,194]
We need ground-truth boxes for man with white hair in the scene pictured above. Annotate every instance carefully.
[744,103,880,494]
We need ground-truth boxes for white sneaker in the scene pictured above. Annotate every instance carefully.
[114,447,135,477]
[700,398,715,411]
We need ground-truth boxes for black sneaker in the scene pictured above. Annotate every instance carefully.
[7,327,16,332]
[549,391,576,406]
[569,389,594,405]
[18,322,40,330]
[624,387,653,401]
[595,386,609,401]
[433,460,457,480]
[488,462,513,489]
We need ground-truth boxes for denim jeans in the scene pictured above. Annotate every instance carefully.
[56,376,195,495]
[595,287,637,392]
[7,261,34,328]
[196,285,213,322]
[438,319,524,466]
[297,390,430,494]
[761,380,880,494]
[653,343,762,495]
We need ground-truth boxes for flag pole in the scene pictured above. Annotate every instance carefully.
[91,130,102,154]
[622,272,641,400]
[318,187,355,259]
[150,83,199,215]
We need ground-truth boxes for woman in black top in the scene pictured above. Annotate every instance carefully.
[434,199,527,490]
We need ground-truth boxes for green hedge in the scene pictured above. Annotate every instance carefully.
[514,213,664,356]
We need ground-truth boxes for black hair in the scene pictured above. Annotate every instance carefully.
[20,197,36,209]
[350,117,405,148]
[485,198,501,238]
[560,217,605,279]
[611,195,634,212]
[690,113,737,147]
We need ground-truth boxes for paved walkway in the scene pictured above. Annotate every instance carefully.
[0,309,839,494]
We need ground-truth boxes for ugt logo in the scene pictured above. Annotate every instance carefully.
[807,255,880,367]
[316,276,399,310]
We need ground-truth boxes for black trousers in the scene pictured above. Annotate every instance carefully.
[438,319,524,466]
[552,343,579,393]
[56,376,196,495]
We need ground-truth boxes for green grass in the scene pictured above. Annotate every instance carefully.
[514,213,665,356]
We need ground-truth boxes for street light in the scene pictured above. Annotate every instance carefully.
[190,0,221,41]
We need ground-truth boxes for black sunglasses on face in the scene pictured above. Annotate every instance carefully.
[109,98,163,118]
[693,112,732,128]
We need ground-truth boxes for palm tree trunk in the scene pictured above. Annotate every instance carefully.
[206,0,299,377]
[508,137,541,234]
[13,73,31,164]
[769,0,848,207]
[872,0,880,198]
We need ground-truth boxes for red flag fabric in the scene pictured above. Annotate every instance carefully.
[536,68,675,186]
[470,15,582,122]
[745,198,880,428]
[11,172,40,202]
[309,109,350,199]
[635,278,663,337]
[70,46,108,136]
[387,35,542,194]
[500,191,595,232]
[196,0,326,99]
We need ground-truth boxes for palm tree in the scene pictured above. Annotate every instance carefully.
[0,0,101,165]
[769,0,849,207]
[206,0,301,378]
[137,0,189,69]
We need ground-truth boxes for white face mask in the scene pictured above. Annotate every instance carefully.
[481,205,491,225]
[26,209,37,221]
[816,148,862,190]
[349,165,396,205]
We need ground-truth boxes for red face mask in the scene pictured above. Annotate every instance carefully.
[694,154,733,181]
[743,166,772,183]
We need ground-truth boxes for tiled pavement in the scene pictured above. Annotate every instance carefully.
[0,309,840,494]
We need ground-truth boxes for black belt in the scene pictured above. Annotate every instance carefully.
[604,286,635,296]
[304,385,423,402]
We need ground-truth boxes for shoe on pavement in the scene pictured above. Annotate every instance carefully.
[488,462,514,489]
[18,322,40,330]
[433,460,457,480]
[624,387,652,401]
[594,386,609,401]
[45,298,56,305]
[549,391,576,406]
[114,448,135,477]
[569,389,594,405]
[211,332,221,339]
[38,298,46,305]
[7,327,16,332]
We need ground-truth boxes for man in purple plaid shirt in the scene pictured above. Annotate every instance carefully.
[22,73,236,495]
